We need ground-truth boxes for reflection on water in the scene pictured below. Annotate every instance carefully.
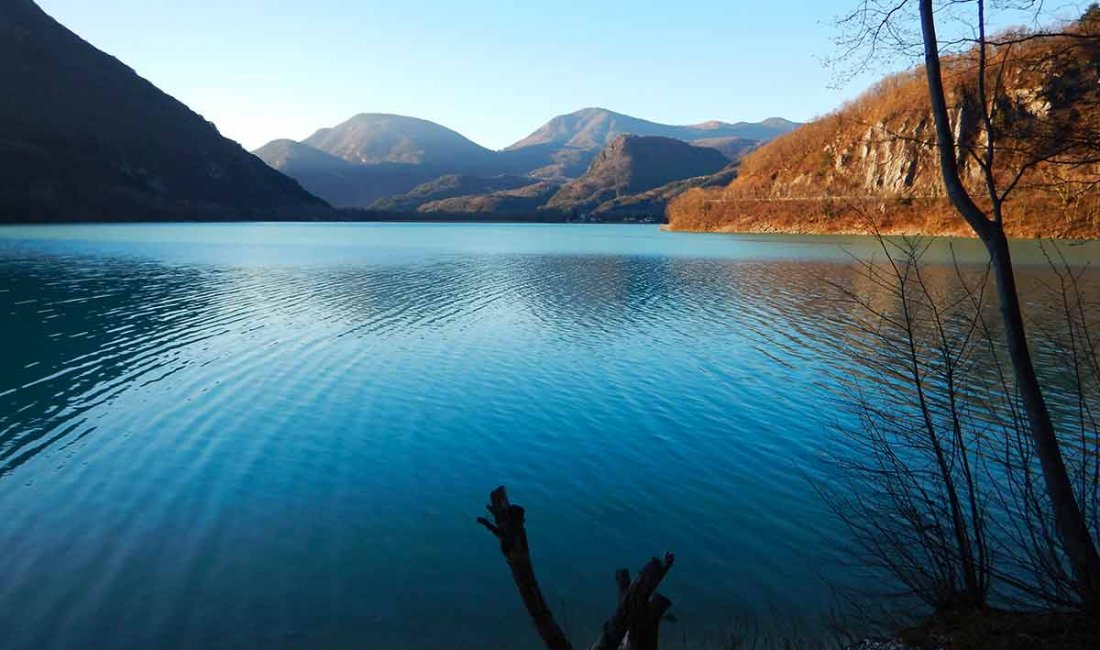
[0,224,1096,650]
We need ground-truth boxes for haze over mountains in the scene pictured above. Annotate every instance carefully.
[253,109,798,218]
[0,0,326,222]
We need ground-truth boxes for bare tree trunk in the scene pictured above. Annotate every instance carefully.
[917,0,1100,611]
[986,228,1100,608]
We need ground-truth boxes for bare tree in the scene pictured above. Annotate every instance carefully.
[825,234,1100,627]
[917,0,1100,612]
[834,0,1100,611]
[477,486,675,650]
[970,245,1100,609]
[824,235,992,611]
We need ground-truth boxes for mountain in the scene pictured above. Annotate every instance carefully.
[413,136,735,220]
[254,114,513,207]
[758,117,802,133]
[507,108,795,152]
[302,114,500,171]
[251,138,447,208]
[370,174,535,211]
[411,136,734,220]
[0,0,326,222]
[545,135,731,216]
[255,108,799,211]
[502,108,798,178]
[667,15,1100,238]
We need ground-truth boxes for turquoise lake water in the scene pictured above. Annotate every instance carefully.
[1,223,1096,649]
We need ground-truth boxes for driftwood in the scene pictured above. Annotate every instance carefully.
[478,486,675,650]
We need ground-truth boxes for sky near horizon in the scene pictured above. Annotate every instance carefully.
[35,0,1090,151]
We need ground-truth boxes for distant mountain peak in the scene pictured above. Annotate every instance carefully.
[343,113,453,127]
[507,108,799,152]
[573,107,617,116]
[300,112,495,167]
[691,120,731,130]
[501,108,799,179]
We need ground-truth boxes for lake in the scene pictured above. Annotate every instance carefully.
[0,223,1096,650]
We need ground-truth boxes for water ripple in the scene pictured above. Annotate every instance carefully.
[0,224,1097,650]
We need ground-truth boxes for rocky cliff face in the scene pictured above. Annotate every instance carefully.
[668,18,1100,238]
[0,0,327,222]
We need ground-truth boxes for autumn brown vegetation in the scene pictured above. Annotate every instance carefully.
[667,12,1100,238]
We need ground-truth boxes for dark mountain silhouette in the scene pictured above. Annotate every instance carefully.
[0,0,327,222]
[545,135,731,215]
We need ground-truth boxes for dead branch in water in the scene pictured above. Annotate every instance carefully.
[477,486,675,650]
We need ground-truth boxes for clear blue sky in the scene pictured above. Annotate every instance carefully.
[35,0,1087,151]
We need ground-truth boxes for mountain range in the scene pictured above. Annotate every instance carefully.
[0,0,802,225]
[0,0,326,222]
[253,109,798,218]
[22,0,1093,237]
[496,109,795,179]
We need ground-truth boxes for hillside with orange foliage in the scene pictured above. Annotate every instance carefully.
[668,11,1100,238]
